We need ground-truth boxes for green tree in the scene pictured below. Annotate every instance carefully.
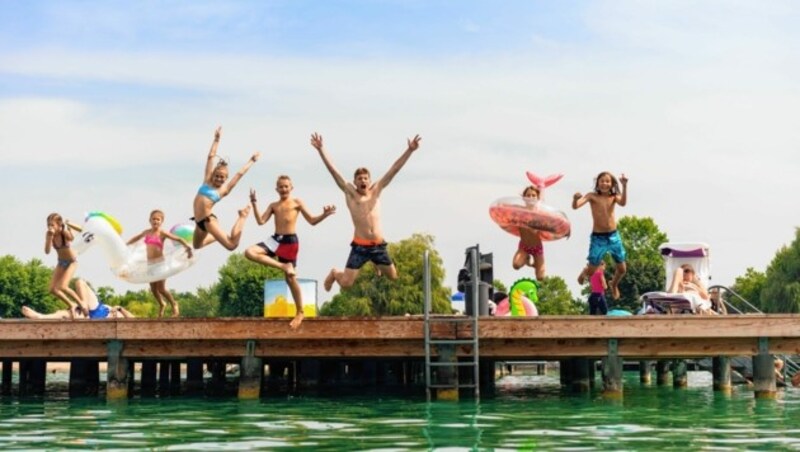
[179,287,220,318]
[217,253,284,317]
[0,256,61,318]
[729,267,767,312]
[605,216,669,312]
[759,228,800,313]
[319,233,451,316]
[536,276,584,315]
[493,279,507,294]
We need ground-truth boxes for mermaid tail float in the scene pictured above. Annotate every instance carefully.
[72,211,197,284]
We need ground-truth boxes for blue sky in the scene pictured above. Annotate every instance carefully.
[1,1,799,304]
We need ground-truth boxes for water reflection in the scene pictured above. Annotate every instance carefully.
[1,371,800,449]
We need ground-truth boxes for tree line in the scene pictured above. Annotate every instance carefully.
[1,221,798,318]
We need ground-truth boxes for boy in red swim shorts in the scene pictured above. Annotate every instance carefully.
[245,175,336,329]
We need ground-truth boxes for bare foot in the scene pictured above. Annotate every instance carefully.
[577,272,586,285]
[610,282,620,300]
[289,312,304,330]
[158,303,166,318]
[324,269,336,292]
[21,306,40,319]
[283,263,296,277]
[171,302,180,317]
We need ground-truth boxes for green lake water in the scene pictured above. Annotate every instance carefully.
[2,371,800,450]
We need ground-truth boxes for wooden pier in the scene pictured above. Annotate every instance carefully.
[1,315,798,400]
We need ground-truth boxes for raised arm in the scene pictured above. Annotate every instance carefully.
[223,152,260,196]
[310,133,350,193]
[616,174,628,206]
[376,134,421,191]
[162,230,194,258]
[44,226,54,254]
[572,192,590,209]
[298,199,336,226]
[126,230,148,246]
[204,126,222,182]
[249,189,275,226]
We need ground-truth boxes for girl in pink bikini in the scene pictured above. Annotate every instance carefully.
[127,209,193,317]
[44,212,84,318]
[512,186,546,280]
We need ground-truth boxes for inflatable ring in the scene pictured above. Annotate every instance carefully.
[489,197,571,241]
[73,211,196,284]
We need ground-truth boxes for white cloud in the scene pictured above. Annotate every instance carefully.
[2,2,799,304]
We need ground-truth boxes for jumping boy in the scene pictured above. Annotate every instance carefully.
[244,175,336,329]
[310,132,421,291]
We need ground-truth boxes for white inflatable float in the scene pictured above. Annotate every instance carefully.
[72,211,196,284]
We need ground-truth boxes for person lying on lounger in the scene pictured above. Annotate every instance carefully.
[21,279,134,319]
[667,264,713,314]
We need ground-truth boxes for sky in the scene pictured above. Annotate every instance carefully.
[1,0,798,307]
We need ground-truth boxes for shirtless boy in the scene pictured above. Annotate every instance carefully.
[310,132,421,291]
[244,175,335,329]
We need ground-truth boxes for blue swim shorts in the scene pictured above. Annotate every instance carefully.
[587,230,627,266]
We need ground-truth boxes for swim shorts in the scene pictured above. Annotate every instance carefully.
[345,239,393,269]
[257,234,299,266]
[587,230,626,265]
[518,241,543,257]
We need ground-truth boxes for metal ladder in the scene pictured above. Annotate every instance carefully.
[713,285,800,378]
[423,249,480,401]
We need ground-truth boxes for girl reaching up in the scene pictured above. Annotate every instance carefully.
[192,126,260,250]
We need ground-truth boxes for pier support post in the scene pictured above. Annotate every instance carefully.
[602,339,623,398]
[141,361,157,396]
[69,359,99,397]
[672,360,688,388]
[158,360,171,396]
[435,345,459,401]
[106,340,129,400]
[639,361,653,385]
[570,358,591,392]
[753,338,777,399]
[656,360,671,386]
[2,359,13,396]
[238,340,263,400]
[712,357,732,394]
[186,359,204,395]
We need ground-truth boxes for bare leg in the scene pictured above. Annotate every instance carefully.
[578,264,597,285]
[150,281,166,318]
[157,280,180,317]
[200,206,251,251]
[533,253,546,281]
[376,264,398,280]
[512,249,528,270]
[244,246,296,276]
[609,262,627,300]
[50,263,81,318]
[21,306,73,320]
[667,267,685,293]
[286,274,304,330]
[325,267,360,291]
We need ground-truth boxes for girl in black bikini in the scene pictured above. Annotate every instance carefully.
[44,212,83,318]
[192,126,260,250]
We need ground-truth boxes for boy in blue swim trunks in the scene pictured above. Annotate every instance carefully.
[310,132,421,292]
[21,279,134,319]
[245,175,336,329]
[573,171,628,300]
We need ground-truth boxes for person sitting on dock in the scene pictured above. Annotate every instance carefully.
[21,279,134,319]
[667,264,714,314]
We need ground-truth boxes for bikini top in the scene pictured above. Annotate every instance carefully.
[198,183,221,203]
[52,232,70,249]
[144,233,164,250]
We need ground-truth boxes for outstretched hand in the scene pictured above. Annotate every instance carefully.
[250,152,261,162]
[323,205,336,216]
[407,134,422,152]
[214,126,222,142]
[249,188,257,203]
[619,173,628,185]
[310,133,324,151]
